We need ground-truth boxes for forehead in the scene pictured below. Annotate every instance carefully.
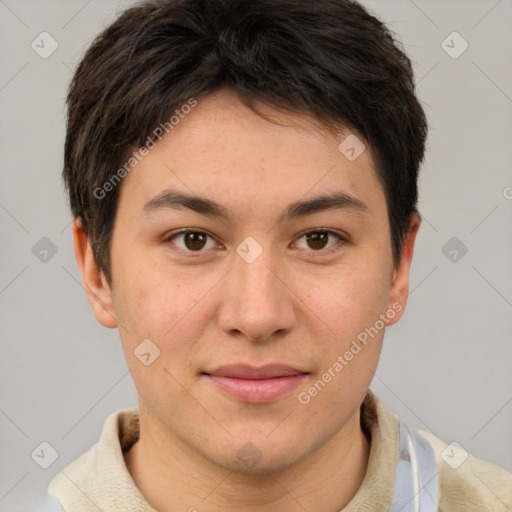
[116,89,386,221]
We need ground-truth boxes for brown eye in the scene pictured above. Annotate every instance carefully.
[184,232,207,250]
[166,230,217,253]
[305,231,329,250]
[294,230,344,252]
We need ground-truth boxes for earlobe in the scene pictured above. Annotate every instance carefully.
[386,214,421,326]
[72,218,118,328]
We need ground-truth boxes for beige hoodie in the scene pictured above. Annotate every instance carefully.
[48,391,512,511]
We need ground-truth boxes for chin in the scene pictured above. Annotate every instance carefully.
[203,433,311,476]
[222,450,301,476]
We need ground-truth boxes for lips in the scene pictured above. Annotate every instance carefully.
[202,364,308,403]
[205,364,306,379]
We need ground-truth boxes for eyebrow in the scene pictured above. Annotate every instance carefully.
[141,189,368,223]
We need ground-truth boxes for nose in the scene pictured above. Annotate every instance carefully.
[217,242,296,343]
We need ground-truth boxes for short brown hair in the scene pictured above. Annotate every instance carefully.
[64,0,427,283]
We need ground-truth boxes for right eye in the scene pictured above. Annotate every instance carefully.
[164,229,221,255]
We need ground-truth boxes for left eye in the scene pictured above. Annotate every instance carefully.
[166,230,219,252]
[293,230,343,251]
[165,229,344,253]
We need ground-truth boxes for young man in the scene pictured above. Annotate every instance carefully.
[46,0,512,510]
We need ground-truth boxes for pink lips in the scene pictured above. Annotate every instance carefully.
[203,364,308,403]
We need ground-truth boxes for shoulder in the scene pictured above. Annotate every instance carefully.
[47,408,142,511]
[419,428,512,512]
[47,441,100,510]
[367,392,512,511]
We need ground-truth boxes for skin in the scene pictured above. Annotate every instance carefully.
[73,88,420,512]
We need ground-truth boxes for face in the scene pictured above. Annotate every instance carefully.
[76,88,418,474]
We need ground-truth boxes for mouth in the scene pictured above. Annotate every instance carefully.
[201,364,309,404]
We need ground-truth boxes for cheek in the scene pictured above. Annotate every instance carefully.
[304,262,391,340]
[113,257,184,336]
[113,272,200,408]
[112,264,213,375]
[296,260,390,399]
[295,270,387,426]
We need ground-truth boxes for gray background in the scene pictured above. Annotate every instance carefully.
[0,0,511,510]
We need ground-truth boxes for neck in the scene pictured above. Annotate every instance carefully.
[124,405,370,512]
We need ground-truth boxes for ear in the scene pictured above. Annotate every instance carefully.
[386,213,421,326]
[72,218,118,328]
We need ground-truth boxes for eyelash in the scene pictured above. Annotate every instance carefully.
[163,228,348,258]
